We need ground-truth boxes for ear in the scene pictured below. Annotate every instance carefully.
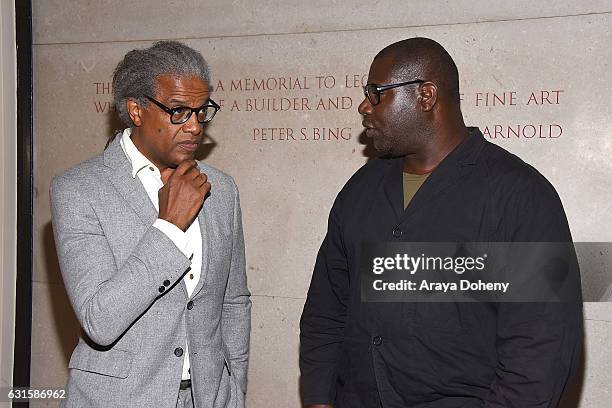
[418,82,437,112]
[127,99,144,127]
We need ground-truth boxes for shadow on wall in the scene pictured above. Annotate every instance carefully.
[195,130,217,162]
[42,221,80,367]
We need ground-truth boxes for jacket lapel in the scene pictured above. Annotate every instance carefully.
[191,205,210,297]
[399,128,486,223]
[381,157,405,222]
[104,136,158,226]
[190,162,211,298]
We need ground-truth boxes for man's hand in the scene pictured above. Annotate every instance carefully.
[158,160,210,231]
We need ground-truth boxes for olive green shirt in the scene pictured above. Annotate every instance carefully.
[403,172,430,209]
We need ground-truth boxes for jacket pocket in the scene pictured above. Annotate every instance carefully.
[219,345,232,376]
[213,346,234,408]
[68,342,134,379]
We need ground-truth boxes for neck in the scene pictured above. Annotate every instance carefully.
[403,118,468,174]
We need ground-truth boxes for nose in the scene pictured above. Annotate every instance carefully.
[181,112,202,135]
[358,96,372,115]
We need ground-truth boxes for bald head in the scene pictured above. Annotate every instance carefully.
[375,37,460,104]
[358,37,468,166]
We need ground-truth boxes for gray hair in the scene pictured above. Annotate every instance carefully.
[112,40,211,127]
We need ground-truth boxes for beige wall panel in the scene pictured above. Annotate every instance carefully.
[248,295,302,407]
[35,13,612,285]
[33,11,611,407]
[563,320,612,407]
[33,1,612,44]
[29,281,79,408]
[584,303,612,322]
[33,43,127,285]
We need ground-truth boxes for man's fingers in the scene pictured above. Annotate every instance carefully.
[200,181,211,193]
[195,174,205,186]
[160,168,174,184]
[185,167,204,181]
[162,161,200,184]
[195,173,208,185]
[174,159,198,176]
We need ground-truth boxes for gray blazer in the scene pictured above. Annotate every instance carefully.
[50,136,251,408]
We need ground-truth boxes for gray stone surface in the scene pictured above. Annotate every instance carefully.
[247,295,303,408]
[31,3,612,407]
[29,282,78,408]
[559,319,612,407]
[33,1,612,44]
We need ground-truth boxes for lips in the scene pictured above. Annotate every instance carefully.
[362,120,374,130]
[177,141,200,152]
[362,121,378,139]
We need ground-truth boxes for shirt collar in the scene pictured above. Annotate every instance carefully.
[119,128,158,178]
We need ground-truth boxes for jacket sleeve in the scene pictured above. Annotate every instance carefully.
[300,196,350,406]
[220,178,251,404]
[50,174,192,347]
[485,177,583,407]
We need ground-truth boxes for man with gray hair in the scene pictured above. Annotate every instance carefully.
[51,41,250,407]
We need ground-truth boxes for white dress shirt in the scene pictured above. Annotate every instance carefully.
[120,128,202,381]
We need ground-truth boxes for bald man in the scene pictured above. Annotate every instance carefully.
[300,38,582,408]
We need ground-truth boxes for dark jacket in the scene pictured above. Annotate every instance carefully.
[300,128,583,408]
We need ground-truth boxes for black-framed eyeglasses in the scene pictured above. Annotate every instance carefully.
[145,95,220,124]
[363,79,425,106]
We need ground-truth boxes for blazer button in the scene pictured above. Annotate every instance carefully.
[158,286,166,293]
[187,301,194,310]
[392,228,402,238]
[174,347,184,357]
[163,279,171,287]
[372,336,383,346]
